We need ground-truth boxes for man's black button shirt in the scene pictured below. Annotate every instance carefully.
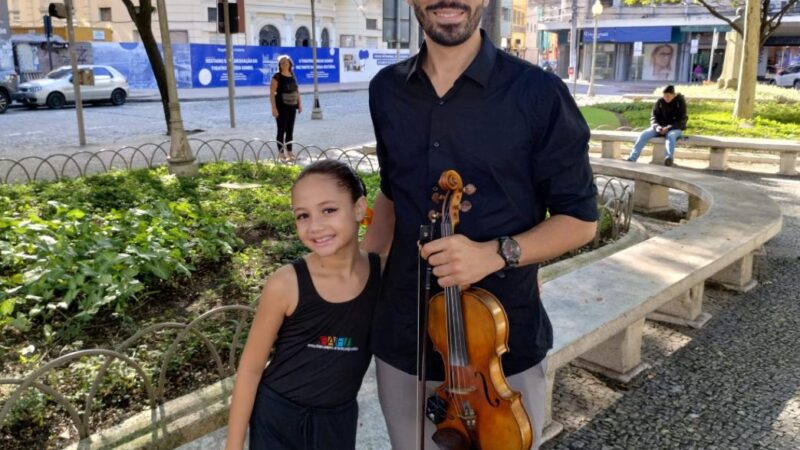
[368,31,598,379]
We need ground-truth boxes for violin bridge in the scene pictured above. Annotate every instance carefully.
[446,386,476,396]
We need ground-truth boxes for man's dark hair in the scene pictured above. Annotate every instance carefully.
[663,85,676,94]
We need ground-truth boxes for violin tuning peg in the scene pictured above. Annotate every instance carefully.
[460,200,472,213]
[464,184,477,195]
[431,193,445,204]
[428,210,441,222]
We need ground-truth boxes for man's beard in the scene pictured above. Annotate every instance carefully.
[413,1,483,47]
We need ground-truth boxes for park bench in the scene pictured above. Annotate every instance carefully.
[538,158,783,441]
[591,129,800,176]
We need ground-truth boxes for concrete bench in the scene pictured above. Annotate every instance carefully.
[591,129,800,176]
[622,94,733,103]
[539,158,783,441]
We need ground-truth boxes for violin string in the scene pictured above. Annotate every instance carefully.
[442,205,466,420]
[441,205,464,419]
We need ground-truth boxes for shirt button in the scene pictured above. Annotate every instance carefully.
[438,100,445,105]
[433,141,440,148]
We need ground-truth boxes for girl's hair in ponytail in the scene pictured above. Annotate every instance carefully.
[293,160,367,203]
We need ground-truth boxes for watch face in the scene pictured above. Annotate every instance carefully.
[502,238,521,260]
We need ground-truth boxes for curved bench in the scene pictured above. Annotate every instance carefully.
[540,158,783,441]
[591,129,800,176]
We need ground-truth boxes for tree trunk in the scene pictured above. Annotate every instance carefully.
[122,0,171,134]
[734,0,760,120]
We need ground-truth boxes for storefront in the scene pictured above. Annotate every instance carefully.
[763,36,800,71]
[581,26,687,82]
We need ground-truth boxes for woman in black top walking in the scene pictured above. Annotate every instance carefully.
[225,160,382,450]
[271,55,302,162]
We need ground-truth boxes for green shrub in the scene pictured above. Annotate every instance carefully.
[0,162,381,340]
[594,101,800,139]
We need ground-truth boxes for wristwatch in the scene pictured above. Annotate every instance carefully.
[497,236,521,269]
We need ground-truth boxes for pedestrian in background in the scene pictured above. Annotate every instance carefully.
[626,85,687,166]
[271,55,302,163]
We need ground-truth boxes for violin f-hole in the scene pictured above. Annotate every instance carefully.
[475,371,501,407]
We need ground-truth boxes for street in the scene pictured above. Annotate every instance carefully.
[0,90,376,159]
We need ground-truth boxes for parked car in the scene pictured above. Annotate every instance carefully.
[774,64,800,89]
[17,65,129,109]
[0,69,21,114]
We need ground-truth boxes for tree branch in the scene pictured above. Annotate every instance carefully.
[695,0,742,35]
[764,0,799,43]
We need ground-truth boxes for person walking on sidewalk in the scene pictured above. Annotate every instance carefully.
[271,55,302,163]
[626,85,687,167]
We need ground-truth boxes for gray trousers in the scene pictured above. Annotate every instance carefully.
[375,357,547,450]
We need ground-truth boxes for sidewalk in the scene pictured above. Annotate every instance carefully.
[128,81,371,103]
[127,79,666,103]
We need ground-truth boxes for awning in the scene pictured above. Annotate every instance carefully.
[583,26,672,43]
[765,36,800,46]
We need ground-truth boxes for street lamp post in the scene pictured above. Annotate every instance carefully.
[310,0,322,120]
[587,0,604,97]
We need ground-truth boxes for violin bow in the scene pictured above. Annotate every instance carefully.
[416,222,435,450]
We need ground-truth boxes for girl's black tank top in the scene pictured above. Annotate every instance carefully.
[260,253,380,408]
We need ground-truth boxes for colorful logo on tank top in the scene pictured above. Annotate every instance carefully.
[307,336,359,352]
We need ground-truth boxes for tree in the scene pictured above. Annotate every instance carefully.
[120,0,170,133]
[625,0,799,45]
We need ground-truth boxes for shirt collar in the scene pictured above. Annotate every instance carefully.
[405,29,497,87]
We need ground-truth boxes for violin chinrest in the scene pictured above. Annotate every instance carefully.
[432,427,472,450]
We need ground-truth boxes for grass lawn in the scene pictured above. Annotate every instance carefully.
[653,83,800,103]
[580,106,621,130]
[593,101,800,139]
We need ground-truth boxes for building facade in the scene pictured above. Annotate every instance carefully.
[8,0,385,49]
[531,0,800,82]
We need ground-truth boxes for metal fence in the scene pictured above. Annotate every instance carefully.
[0,138,378,184]
[0,305,254,441]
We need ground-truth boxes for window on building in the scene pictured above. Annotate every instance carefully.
[169,30,189,45]
[260,25,281,47]
[366,18,378,30]
[207,7,217,23]
[340,34,356,48]
[295,26,311,47]
[321,28,331,48]
[99,7,111,22]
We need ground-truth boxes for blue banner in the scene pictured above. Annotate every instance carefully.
[190,44,339,88]
[583,27,673,43]
[93,42,192,89]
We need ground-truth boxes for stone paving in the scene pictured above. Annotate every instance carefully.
[179,168,799,449]
[543,170,800,450]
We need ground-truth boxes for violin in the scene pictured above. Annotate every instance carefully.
[417,170,533,450]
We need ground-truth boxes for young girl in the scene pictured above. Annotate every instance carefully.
[271,55,302,163]
[225,160,380,450]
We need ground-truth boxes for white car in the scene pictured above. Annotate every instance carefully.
[18,65,129,109]
[774,65,800,89]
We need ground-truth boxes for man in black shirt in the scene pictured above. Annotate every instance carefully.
[362,1,598,448]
